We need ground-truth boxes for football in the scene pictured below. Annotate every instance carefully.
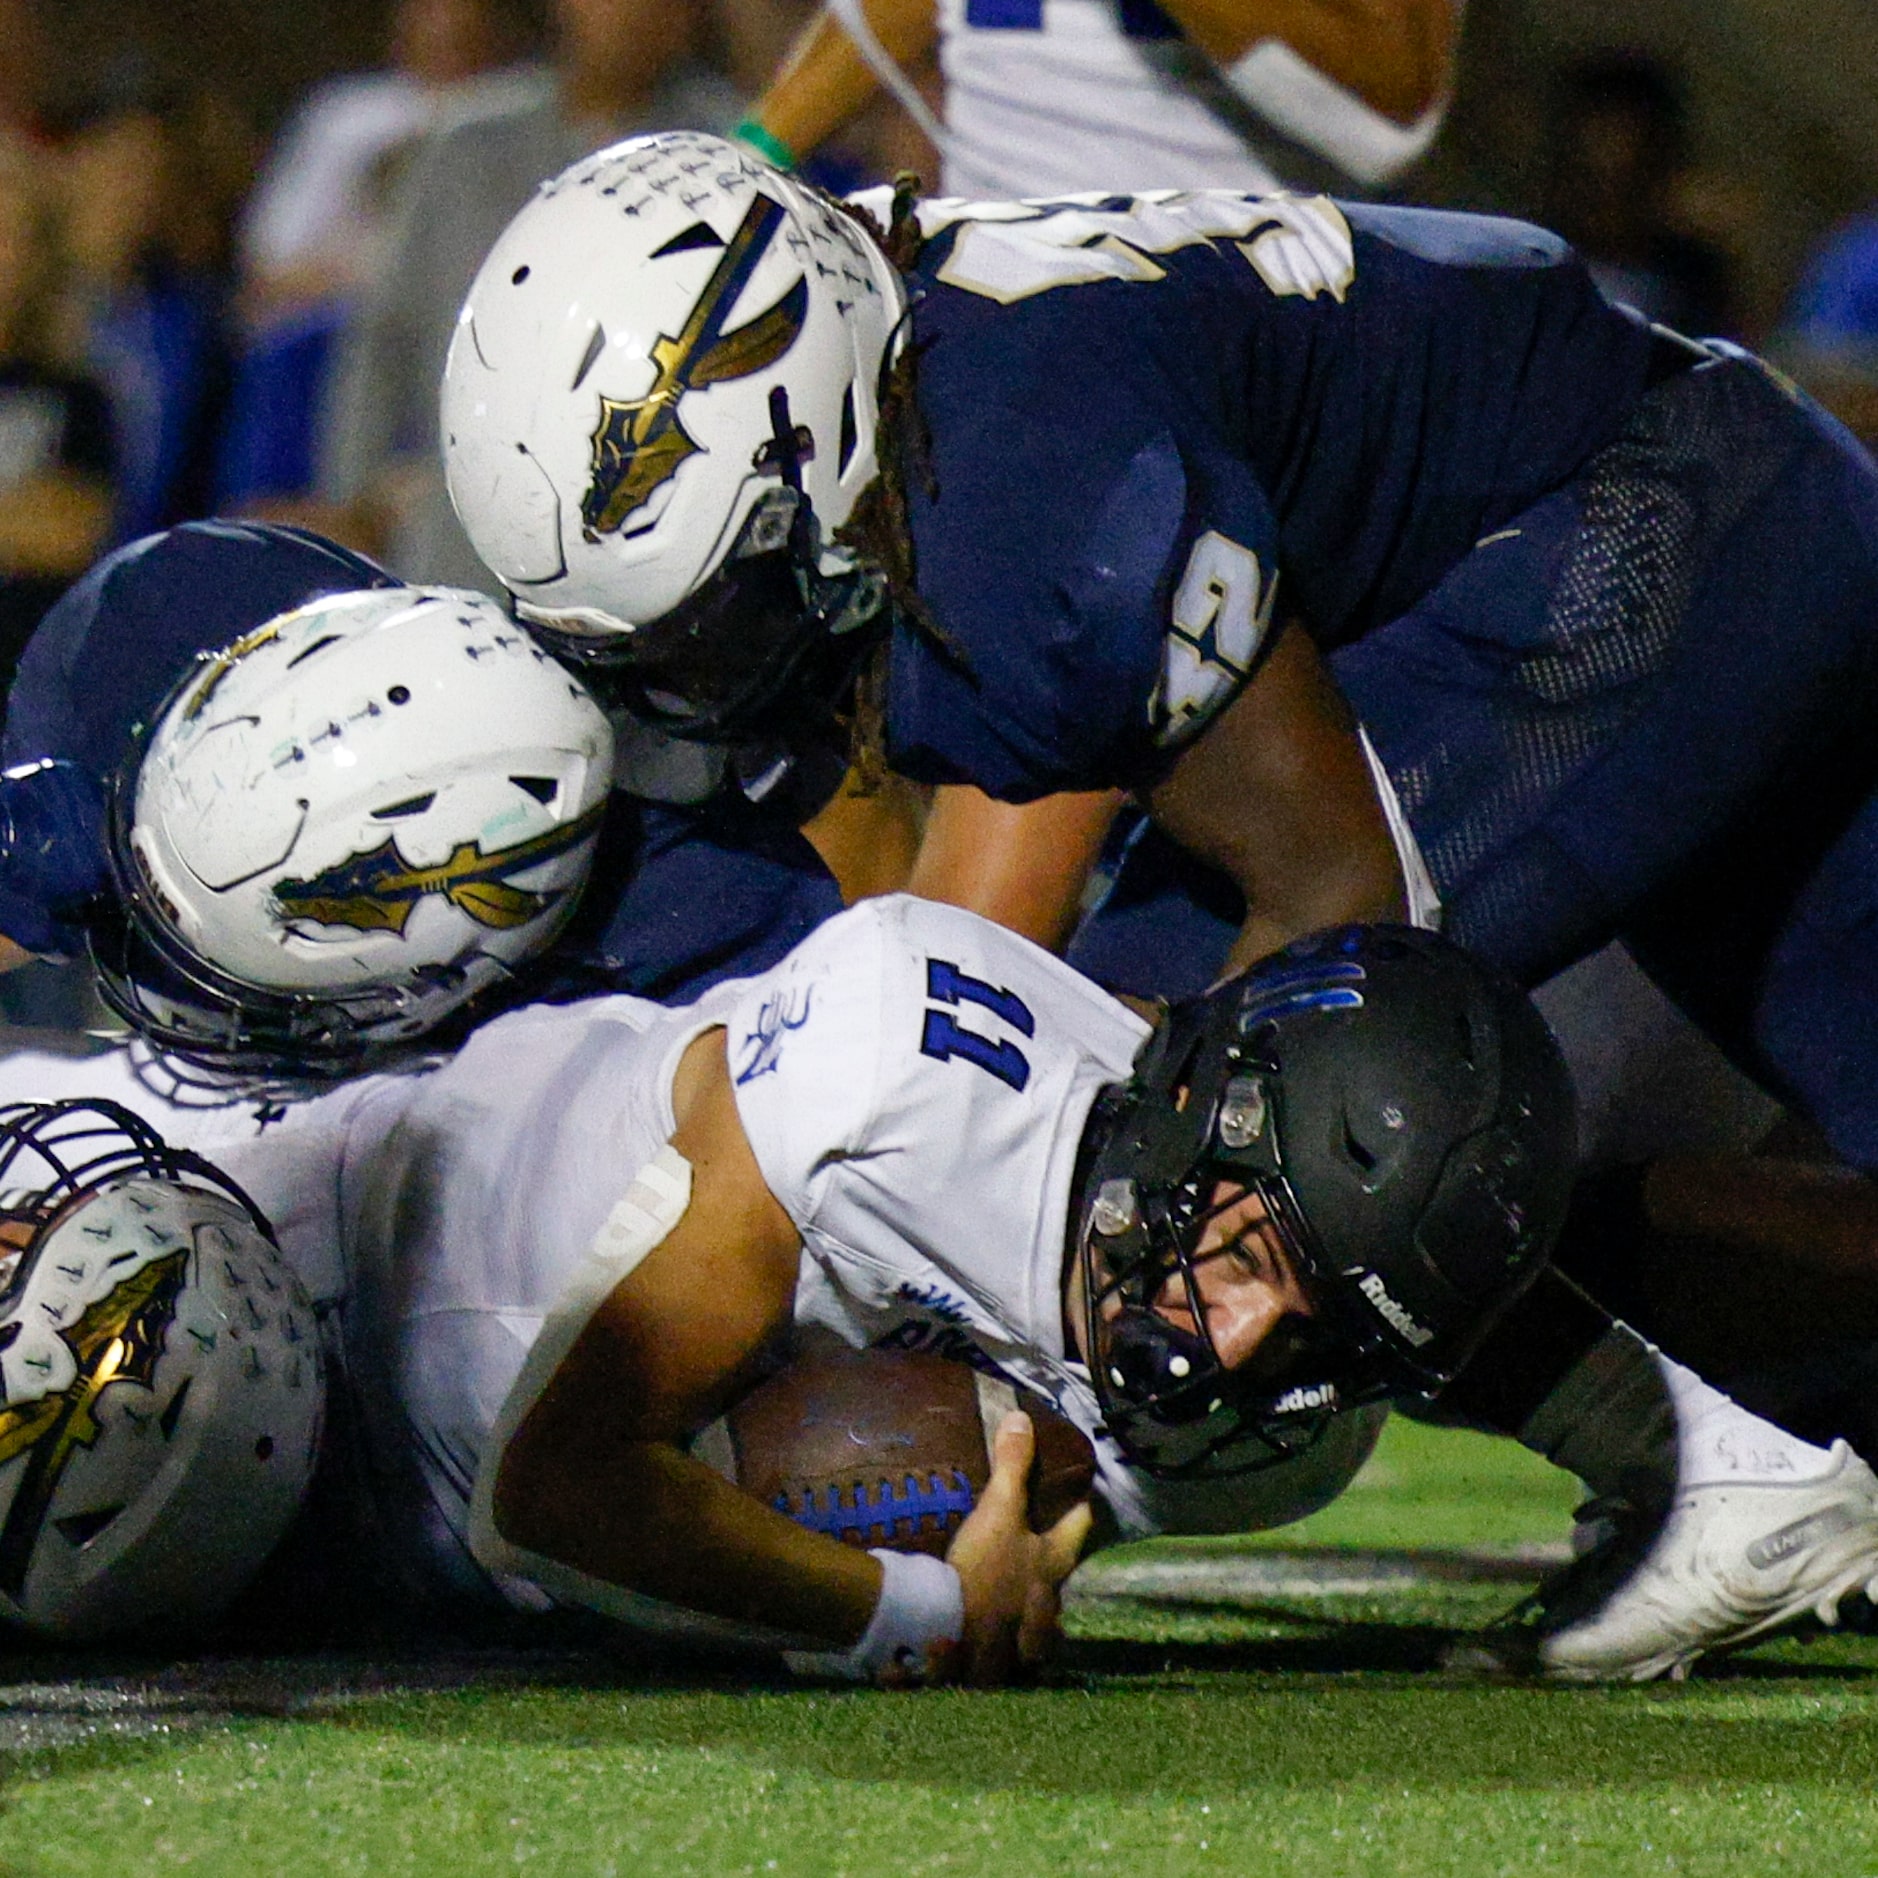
[697,1345,1097,1559]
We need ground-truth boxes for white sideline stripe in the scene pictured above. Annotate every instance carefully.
[1069,1545,1570,1604]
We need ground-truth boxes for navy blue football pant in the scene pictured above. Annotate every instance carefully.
[1072,348,1878,1173]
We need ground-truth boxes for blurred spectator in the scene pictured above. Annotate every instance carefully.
[740,0,1459,199]
[0,137,113,693]
[705,0,815,98]
[216,0,539,517]
[317,0,739,590]
[0,0,49,146]
[1770,213,1878,452]
[60,71,237,540]
[1539,51,1736,337]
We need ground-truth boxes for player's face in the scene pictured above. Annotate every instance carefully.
[1148,1182,1316,1373]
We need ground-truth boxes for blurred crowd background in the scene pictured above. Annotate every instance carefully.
[5,0,1878,693]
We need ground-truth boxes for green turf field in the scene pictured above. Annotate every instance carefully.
[8,1417,1878,1878]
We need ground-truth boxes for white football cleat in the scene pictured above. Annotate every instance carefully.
[1467,1441,1878,1682]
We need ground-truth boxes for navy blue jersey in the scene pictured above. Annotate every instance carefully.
[885,192,1656,799]
[0,522,841,1002]
[1068,347,1878,1174]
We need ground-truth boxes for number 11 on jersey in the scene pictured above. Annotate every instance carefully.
[919,958,1036,1091]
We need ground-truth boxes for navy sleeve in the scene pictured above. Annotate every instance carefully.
[888,347,1281,800]
[538,800,845,1005]
[0,759,108,957]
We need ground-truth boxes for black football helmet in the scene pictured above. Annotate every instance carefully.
[1073,925,1578,1478]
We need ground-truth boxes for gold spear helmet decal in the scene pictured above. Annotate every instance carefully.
[271,800,607,938]
[0,1235,189,1600]
[581,193,809,538]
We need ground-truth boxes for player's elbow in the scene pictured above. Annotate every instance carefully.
[484,1409,562,1563]
[1340,0,1457,124]
[1235,5,1450,140]
[483,1392,651,1577]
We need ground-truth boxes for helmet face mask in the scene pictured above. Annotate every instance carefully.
[443,132,905,750]
[552,478,889,746]
[93,587,614,1077]
[88,865,487,1078]
[1072,926,1579,1479]
[0,1102,323,1641]
[1076,1071,1404,1480]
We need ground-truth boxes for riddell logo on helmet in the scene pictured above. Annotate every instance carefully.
[1271,1380,1338,1415]
[1357,1271,1434,1347]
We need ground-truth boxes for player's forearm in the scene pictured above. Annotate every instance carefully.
[1146,626,1406,974]
[1157,0,1457,125]
[908,784,1126,955]
[493,1427,882,1643]
[747,0,939,163]
[1220,849,1403,976]
[802,770,930,903]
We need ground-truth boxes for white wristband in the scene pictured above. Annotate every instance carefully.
[783,1549,964,1683]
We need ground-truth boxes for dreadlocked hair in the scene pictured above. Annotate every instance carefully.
[831,174,979,787]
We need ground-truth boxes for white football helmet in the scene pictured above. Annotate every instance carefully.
[96,586,614,1073]
[441,131,905,739]
[0,1101,323,1641]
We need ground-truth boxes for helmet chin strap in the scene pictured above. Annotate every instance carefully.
[761,384,887,627]
[766,386,808,495]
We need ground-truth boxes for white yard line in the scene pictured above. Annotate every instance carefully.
[1069,1544,1571,1604]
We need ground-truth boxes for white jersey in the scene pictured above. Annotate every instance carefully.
[932,0,1447,201]
[939,0,1282,199]
[0,896,1381,1607]
[723,896,1383,1537]
[726,895,1153,1518]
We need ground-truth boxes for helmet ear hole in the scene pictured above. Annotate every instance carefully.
[1338,1110,1379,1177]
[509,775,559,805]
[54,1505,126,1548]
[1454,1005,1481,1069]
[838,385,858,475]
[371,792,435,820]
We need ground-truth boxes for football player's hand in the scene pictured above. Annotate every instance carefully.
[935,1410,1093,1686]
